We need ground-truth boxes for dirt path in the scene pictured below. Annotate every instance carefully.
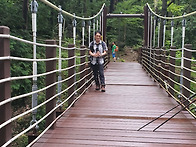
[115,46,138,62]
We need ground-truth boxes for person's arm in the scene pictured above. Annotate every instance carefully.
[101,50,107,56]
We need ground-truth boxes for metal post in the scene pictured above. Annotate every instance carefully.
[100,14,102,32]
[82,18,85,46]
[97,17,99,30]
[153,16,156,47]
[147,9,150,48]
[30,0,39,131]
[101,11,104,36]
[150,12,153,49]
[163,18,166,47]
[57,5,63,108]
[157,18,160,47]
[0,26,11,147]
[88,19,91,45]
[180,16,186,95]
[45,40,56,129]
[93,19,95,36]
[171,18,174,47]
[72,14,77,45]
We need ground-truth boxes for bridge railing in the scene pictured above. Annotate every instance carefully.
[0,1,108,146]
[139,4,196,118]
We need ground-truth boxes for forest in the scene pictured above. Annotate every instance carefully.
[0,0,195,146]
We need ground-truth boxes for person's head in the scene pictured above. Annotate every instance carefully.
[112,42,116,45]
[94,30,102,43]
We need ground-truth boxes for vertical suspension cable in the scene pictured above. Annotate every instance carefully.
[157,18,160,47]
[180,15,186,95]
[82,18,85,46]
[101,11,104,37]
[147,9,150,47]
[30,0,39,130]
[163,18,166,47]
[153,16,156,47]
[57,5,63,107]
[97,17,99,30]
[72,14,77,45]
[93,19,95,36]
[88,19,91,45]
[99,14,101,31]
[171,18,174,47]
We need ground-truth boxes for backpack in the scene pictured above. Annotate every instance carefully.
[115,46,119,52]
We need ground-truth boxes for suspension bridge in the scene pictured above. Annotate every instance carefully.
[0,0,196,146]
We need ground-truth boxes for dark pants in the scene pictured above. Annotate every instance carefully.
[91,63,105,86]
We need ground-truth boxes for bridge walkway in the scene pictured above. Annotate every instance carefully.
[33,62,196,147]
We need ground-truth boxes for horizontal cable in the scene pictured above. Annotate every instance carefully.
[0,56,58,62]
[147,3,196,20]
[0,64,79,107]
[183,57,196,62]
[0,34,76,50]
[38,0,105,20]
[142,59,196,108]
[142,56,196,92]
[184,47,196,52]
[26,75,94,147]
[1,70,93,147]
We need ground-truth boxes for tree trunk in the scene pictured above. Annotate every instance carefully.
[109,0,114,13]
[23,0,29,29]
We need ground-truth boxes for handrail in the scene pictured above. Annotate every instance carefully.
[38,0,105,20]
[146,3,196,20]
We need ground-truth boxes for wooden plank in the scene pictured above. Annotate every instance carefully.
[32,62,196,147]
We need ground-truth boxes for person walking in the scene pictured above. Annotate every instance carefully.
[89,30,108,92]
[112,42,117,62]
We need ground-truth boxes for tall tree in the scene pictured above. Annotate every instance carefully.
[23,0,29,29]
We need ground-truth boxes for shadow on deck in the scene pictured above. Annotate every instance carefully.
[33,62,196,147]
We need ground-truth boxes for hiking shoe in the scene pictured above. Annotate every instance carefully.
[101,85,105,92]
[95,85,100,90]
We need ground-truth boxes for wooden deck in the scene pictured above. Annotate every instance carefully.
[33,62,196,147]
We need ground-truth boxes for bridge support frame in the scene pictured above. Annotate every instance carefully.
[168,46,176,97]
[45,40,57,129]
[0,26,11,147]
[79,45,86,94]
[182,44,192,106]
[68,44,75,106]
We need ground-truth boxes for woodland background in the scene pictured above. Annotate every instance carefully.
[0,0,195,146]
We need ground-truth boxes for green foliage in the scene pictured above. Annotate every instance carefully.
[0,0,195,146]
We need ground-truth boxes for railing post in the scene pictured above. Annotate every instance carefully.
[45,40,56,129]
[68,44,75,106]
[160,47,166,87]
[80,45,86,94]
[155,47,161,82]
[182,44,192,105]
[0,26,11,147]
[168,46,176,97]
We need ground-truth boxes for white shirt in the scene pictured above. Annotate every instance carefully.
[89,40,108,65]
